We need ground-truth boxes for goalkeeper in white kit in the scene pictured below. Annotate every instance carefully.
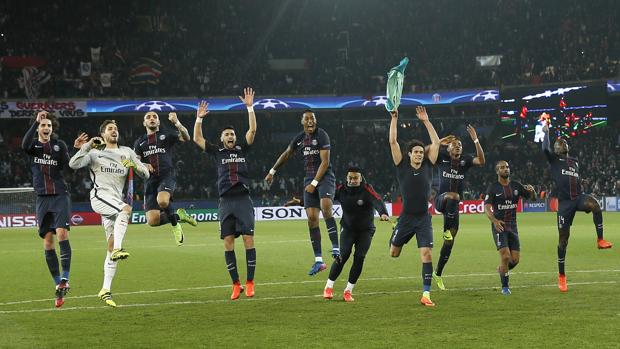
[70,120,149,307]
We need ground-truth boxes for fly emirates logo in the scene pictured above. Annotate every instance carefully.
[303,147,319,156]
[222,153,246,165]
[34,154,58,166]
[561,166,579,178]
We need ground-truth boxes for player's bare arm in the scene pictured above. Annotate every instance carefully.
[192,101,209,151]
[168,112,190,142]
[523,184,537,200]
[388,109,402,165]
[417,106,440,164]
[265,146,294,185]
[239,87,257,145]
[305,148,330,194]
[467,125,486,166]
[485,203,504,232]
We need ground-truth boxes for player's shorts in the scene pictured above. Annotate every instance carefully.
[219,193,255,239]
[390,212,433,248]
[36,194,71,238]
[557,194,590,230]
[491,226,520,251]
[144,174,177,211]
[303,174,336,209]
[90,190,127,217]
[339,224,374,259]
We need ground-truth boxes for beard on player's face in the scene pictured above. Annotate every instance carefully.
[221,130,236,149]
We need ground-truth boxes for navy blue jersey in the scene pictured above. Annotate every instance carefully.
[437,152,474,196]
[134,130,179,178]
[335,183,388,231]
[22,122,70,195]
[396,159,434,215]
[484,181,529,231]
[288,128,333,179]
[542,131,581,201]
[205,139,251,197]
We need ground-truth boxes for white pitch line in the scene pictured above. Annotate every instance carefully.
[1,280,617,314]
[0,239,309,254]
[1,269,618,306]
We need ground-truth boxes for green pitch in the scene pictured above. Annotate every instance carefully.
[1,212,618,348]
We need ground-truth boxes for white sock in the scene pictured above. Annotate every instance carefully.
[345,282,355,292]
[325,279,335,289]
[102,251,117,290]
[315,256,323,262]
[113,212,129,250]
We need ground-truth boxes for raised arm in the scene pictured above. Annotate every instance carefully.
[69,138,99,169]
[238,87,257,145]
[193,101,209,151]
[542,122,553,159]
[389,110,403,165]
[522,184,537,201]
[466,125,486,166]
[22,111,46,152]
[265,146,294,185]
[168,112,190,142]
[416,106,440,164]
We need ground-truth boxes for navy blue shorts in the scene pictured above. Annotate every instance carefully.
[391,212,433,248]
[36,194,71,238]
[303,174,336,209]
[219,193,255,239]
[557,195,589,230]
[144,174,177,211]
[491,226,520,251]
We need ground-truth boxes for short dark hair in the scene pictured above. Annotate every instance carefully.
[302,109,315,116]
[99,120,117,135]
[405,139,425,153]
[495,160,508,171]
[220,125,235,133]
[347,166,362,174]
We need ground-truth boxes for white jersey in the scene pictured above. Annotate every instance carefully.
[69,144,149,201]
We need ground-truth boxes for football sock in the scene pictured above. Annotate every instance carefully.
[328,257,344,281]
[164,206,178,227]
[225,250,239,283]
[557,245,567,275]
[325,217,339,249]
[593,211,603,239]
[246,248,256,282]
[103,251,118,290]
[422,262,433,292]
[59,240,71,280]
[444,199,459,230]
[435,243,453,276]
[499,271,509,288]
[45,249,61,285]
[325,279,335,289]
[113,212,129,250]
[309,227,322,257]
[345,282,355,292]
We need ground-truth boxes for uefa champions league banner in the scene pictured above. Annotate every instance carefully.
[607,80,620,94]
[85,89,500,114]
[0,100,88,118]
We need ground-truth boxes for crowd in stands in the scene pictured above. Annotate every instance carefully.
[1,105,618,207]
[1,0,619,99]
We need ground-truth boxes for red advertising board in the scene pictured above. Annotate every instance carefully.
[391,199,523,216]
[0,212,102,229]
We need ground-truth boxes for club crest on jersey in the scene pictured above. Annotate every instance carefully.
[460,160,466,166]
[53,145,60,152]
[159,135,166,140]
[485,194,489,200]
[312,139,318,146]
[514,190,519,196]
[357,199,364,206]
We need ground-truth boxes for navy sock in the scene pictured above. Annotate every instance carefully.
[422,262,433,292]
[164,206,178,226]
[508,261,518,270]
[557,245,567,275]
[593,211,603,239]
[500,271,509,288]
[246,248,256,282]
[224,250,239,283]
[309,227,322,257]
[58,240,71,280]
[325,217,339,249]
[435,243,453,276]
[44,249,61,285]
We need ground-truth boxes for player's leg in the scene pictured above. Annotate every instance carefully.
[242,235,256,297]
[441,192,460,240]
[580,195,612,249]
[99,216,117,307]
[390,214,415,258]
[223,230,243,300]
[325,226,352,299]
[318,177,339,259]
[508,231,521,270]
[111,204,132,258]
[238,196,256,297]
[54,194,72,288]
[556,200,574,292]
[144,180,163,226]
[343,230,373,302]
[416,214,435,306]
[158,187,185,245]
[306,188,327,275]
[498,247,511,295]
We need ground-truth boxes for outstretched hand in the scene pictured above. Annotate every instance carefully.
[74,133,89,149]
[36,111,49,123]
[168,112,179,124]
[239,87,255,107]
[390,109,399,119]
[196,101,209,119]
[466,124,478,141]
[415,106,428,121]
